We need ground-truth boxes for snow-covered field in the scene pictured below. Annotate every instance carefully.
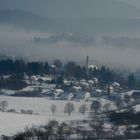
[0,95,118,136]
[0,96,91,136]
[0,112,47,136]
[0,96,91,115]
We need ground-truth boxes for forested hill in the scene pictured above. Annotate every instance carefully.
[0,59,137,90]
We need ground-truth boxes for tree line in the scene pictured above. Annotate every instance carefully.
[9,101,139,140]
[0,59,137,90]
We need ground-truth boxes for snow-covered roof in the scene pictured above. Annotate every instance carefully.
[85,92,91,95]
[80,82,89,86]
[80,79,86,83]
[31,76,38,81]
[96,89,102,93]
[51,65,56,68]
[72,86,82,90]
[123,90,140,96]
[3,75,11,79]
[40,77,52,81]
[64,80,70,84]
[109,86,114,90]
[112,82,120,87]
[55,89,64,93]
[1,89,15,95]
[93,78,98,82]
[88,80,94,84]
[41,89,51,94]
[88,65,98,70]
[68,93,74,97]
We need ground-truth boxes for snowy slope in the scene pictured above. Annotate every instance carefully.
[0,96,91,114]
[0,112,47,136]
[0,96,91,135]
[0,95,119,136]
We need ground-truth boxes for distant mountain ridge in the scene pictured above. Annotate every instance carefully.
[39,0,140,18]
[0,9,54,31]
[0,9,140,33]
[0,0,140,18]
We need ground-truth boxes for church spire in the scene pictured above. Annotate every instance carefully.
[85,56,89,71]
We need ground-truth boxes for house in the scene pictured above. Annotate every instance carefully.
[88,80,94,85]
[93,78,98,84]
[72,86,82,92]
[1,135,14,140]
[68,93,74,100]
[85,92,91,101]
[110,92,120,97]
[80,79,86,83]
[64,79,70,85]
[111,82,121,92]
[72,91,91,101]
[112,82,120,88]
[131,91,140,100]
[92,89,102,96]
[96,89,102,96]
[30,76,38,84]
[80,82,90,90]
[54,89,64,98]
[41,75,53,83]
[23,74,29,80]
[88,65,98,71]
[75,91,86,100]
[105,85,114,95]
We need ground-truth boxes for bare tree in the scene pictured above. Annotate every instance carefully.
[65,61,77,79]
[124,94,131,106]
[75,126,88,139]
[0,100,8,112]
[115,100,124,110]
[89,111,104,139]
[57,122,71,140]
[64,102,75,115]
[51,104,57,116]
[38,78,43,86]
[90,100,101,114]
[103,103,110,117]
[44,120,59,140]
[111,123,119,138]
[53,59,62,69]
[79,104,88,115]
[125,124,133,138]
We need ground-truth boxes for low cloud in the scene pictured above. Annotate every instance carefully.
[33,33,140,49]
[0,25,140,71]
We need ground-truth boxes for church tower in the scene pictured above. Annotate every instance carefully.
[85,56,89,71]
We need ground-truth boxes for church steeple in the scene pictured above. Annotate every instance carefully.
[85,56,89,71]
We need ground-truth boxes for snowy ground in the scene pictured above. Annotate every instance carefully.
[0,95,118,136]
[0,96,91,115]
[0,112,47,136]
[0,96,91,136]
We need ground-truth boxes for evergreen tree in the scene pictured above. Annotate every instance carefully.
[26,62,44,75]
[74,65,82,80]
[14,59,26,73]
[44,62,50,74]
[127,73,136,89]
[65,61,77,78]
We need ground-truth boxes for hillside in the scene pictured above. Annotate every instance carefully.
[0,0,140,18]
[0,9,54,31]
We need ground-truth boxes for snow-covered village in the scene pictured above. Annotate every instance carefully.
[0,57,139,139]
[2,0,140,139]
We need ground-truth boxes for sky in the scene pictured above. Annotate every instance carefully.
[122,0,140,9]
[0,0,140,18]
[1,0,140,72]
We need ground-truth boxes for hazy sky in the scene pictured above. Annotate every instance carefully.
[122,0,140,9]
[0,0,140,18]
[1,0,140,71]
